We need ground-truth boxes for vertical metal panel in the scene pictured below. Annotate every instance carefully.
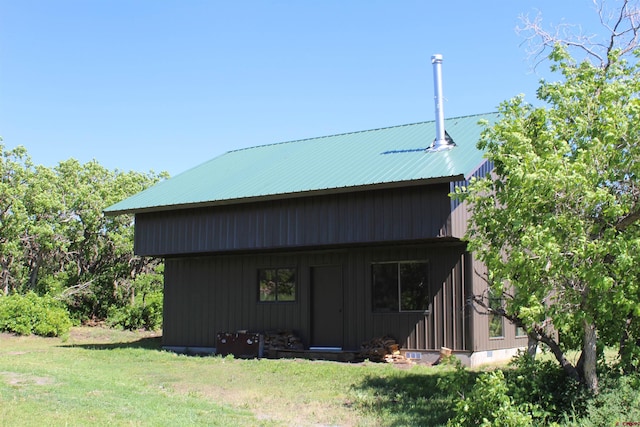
[134,185,453,257]
[162,243,474,352]
[450,160,494,239]
[465,252,527,352]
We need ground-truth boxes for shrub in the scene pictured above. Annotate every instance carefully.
[0,292,72,337]
[108,292,162,331]
[447,369,535,427]
[564,372,640,427]
[436,357,475,401]
[505,352,587,423]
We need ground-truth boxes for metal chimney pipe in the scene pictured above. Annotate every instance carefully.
[431,54,448,151]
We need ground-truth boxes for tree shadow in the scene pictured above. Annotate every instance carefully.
[61,336,163,351]
[349,368,480,426]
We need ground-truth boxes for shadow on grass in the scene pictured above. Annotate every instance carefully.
[61,336,163,351]
[349,368,480,426]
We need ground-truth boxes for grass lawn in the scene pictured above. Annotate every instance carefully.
[0,327,461,426]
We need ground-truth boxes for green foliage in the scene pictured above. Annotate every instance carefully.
[436,357,475,401]
[440,354,640,426]
[441,353,595,426]
[505,353,588,423]
[108,265,164,330]
[453,30,640,386]
[108,291,163,331]
[0,292,72,337]
[0,143,166,324]
[565,372,640,426]
[448,369,535,427]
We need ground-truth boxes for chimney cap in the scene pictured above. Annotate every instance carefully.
[431,54,443,63]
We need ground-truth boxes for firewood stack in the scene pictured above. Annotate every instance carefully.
[360,336,410,364]
[263,330,304,352]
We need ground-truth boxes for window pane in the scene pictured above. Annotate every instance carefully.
[399,262,429,311]
[372,263,399,312]
[277,268,296,301]
[488,292,504,338]
[259,269,277,301]
[258,268,296,302]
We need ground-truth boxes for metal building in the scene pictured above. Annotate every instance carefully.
[105,113,528,365]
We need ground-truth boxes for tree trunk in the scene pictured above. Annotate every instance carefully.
[527,335,538,359]
[582,320,598,393]
[533,328,580,382]
[28,254,41,290]
[619,314,638,373]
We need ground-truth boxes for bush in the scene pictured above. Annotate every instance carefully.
[436,357,476,401]
[447,369,535,427]
[564,372,640,426]
[0,292,72,337]
[505,352,587,423]
[108,292,162,331]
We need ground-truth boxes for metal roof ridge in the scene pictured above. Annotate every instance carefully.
[226,112,498,154]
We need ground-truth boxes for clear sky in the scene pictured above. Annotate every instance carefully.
[0,1,609,176]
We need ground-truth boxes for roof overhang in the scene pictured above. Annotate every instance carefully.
[104,175,463,216]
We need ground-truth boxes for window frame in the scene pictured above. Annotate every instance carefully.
[371,260,430,313]
[258,267,297,303]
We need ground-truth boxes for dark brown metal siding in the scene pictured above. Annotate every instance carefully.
[135,185,452,257]
[450,160,494,239]
[465,253,528,352]
[162,243,471,352]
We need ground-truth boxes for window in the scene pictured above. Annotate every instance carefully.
[259,268,296,302]
[372,261,429,312]
[488,291,504,338]
[516,325,527,338]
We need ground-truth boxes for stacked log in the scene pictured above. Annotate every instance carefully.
[263,330,304,352]
[360,336,410,364]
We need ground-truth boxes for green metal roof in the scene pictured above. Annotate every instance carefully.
[105,112,498,215]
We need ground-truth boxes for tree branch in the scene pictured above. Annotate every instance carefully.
[469,293,581,382]
[616,208,640,231]
[518,0,640,70]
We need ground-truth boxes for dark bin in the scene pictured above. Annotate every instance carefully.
[216,332,264,358]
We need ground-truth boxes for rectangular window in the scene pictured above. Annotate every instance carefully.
[488,291,504,338]
[259,268,296,302]
[513,289,527,337]
[372,261,429,312]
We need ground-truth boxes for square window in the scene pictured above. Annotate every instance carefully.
[372,261,429,312]
[259,268,296,302]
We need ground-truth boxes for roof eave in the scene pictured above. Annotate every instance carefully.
[103,175,463,216]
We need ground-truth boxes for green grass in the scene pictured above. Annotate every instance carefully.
[0,327,461,426]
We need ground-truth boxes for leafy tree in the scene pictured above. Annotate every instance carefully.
[0,143,31,294]
[0,143,166,326]
[52,159,166,322]
[455,1,640,392]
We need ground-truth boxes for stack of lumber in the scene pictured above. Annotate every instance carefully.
[263,330,304,351]
[360,336,410,364]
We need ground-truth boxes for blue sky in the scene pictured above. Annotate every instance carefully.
[0,1,607,176]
